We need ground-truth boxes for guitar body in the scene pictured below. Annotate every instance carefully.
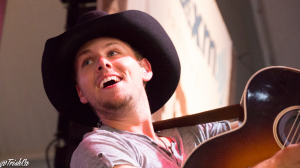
[183,67,300,168]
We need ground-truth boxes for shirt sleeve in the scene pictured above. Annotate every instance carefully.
[176,121,231,157]
[70,132,140,168]
[196,120,231,140]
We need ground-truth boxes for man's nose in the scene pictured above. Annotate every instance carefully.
[97,57,112,71]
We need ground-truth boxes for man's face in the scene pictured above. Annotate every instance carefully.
[75,37,152,119]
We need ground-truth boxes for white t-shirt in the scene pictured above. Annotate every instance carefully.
[71,121,231,168]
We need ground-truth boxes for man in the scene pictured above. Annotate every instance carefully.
[42,10,300,168]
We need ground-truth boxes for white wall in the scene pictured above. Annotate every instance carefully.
[262,0,300,68]
[0,0,66,167]
[128,0,233,120]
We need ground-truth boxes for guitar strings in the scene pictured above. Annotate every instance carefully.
[296,130,300,143]
[283,110,300,147]
[295,116,300,144]
[290,119,300,144]
[294,112,300,143]
[296,112,300,143]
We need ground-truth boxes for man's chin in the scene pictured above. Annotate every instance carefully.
[102,100,127,111]
[95,96,133,120]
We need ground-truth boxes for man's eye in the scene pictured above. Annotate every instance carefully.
[108,51,118,56]
[83,59,93,66]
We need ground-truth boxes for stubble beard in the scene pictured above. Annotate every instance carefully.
[91,93,134,120]
[80,80,144,121]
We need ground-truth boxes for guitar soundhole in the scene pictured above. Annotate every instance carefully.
[276,109,300,147]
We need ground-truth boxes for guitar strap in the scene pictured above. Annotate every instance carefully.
[153,104,242,132]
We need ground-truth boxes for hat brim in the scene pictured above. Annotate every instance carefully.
[42,10,180,127]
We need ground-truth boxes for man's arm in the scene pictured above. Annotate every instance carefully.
[230,121,239,129]
[253,143,300,168]
[229,121,300,167]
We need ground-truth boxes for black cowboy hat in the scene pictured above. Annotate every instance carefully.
[42,10,180,127]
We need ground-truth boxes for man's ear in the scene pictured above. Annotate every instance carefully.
[76,85,88,104]
[139,58,153,82]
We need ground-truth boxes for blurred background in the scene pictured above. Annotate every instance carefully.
[0,0,299,167]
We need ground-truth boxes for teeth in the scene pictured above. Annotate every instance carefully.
[99,76,121,89]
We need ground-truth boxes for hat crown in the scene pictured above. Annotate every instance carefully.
[76,10,108,25]
[42,10,180,127]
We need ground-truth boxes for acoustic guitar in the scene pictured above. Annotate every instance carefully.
[183,66,300,168]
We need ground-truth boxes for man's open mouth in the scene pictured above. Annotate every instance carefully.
[99,76,121,89]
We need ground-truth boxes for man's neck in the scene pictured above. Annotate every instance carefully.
[99,99,158,141]
[101,112,157,140]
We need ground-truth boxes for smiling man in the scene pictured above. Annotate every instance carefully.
[42,10,300,168]
[75,37,151,119]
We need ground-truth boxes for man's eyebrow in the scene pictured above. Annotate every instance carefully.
[76,49,91,59]
[104,42,122,48]
[76,42,124,59]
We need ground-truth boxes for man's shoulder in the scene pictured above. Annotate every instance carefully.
[81,126,125,144]
[71,127,141,168]
[71,127,132,165]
